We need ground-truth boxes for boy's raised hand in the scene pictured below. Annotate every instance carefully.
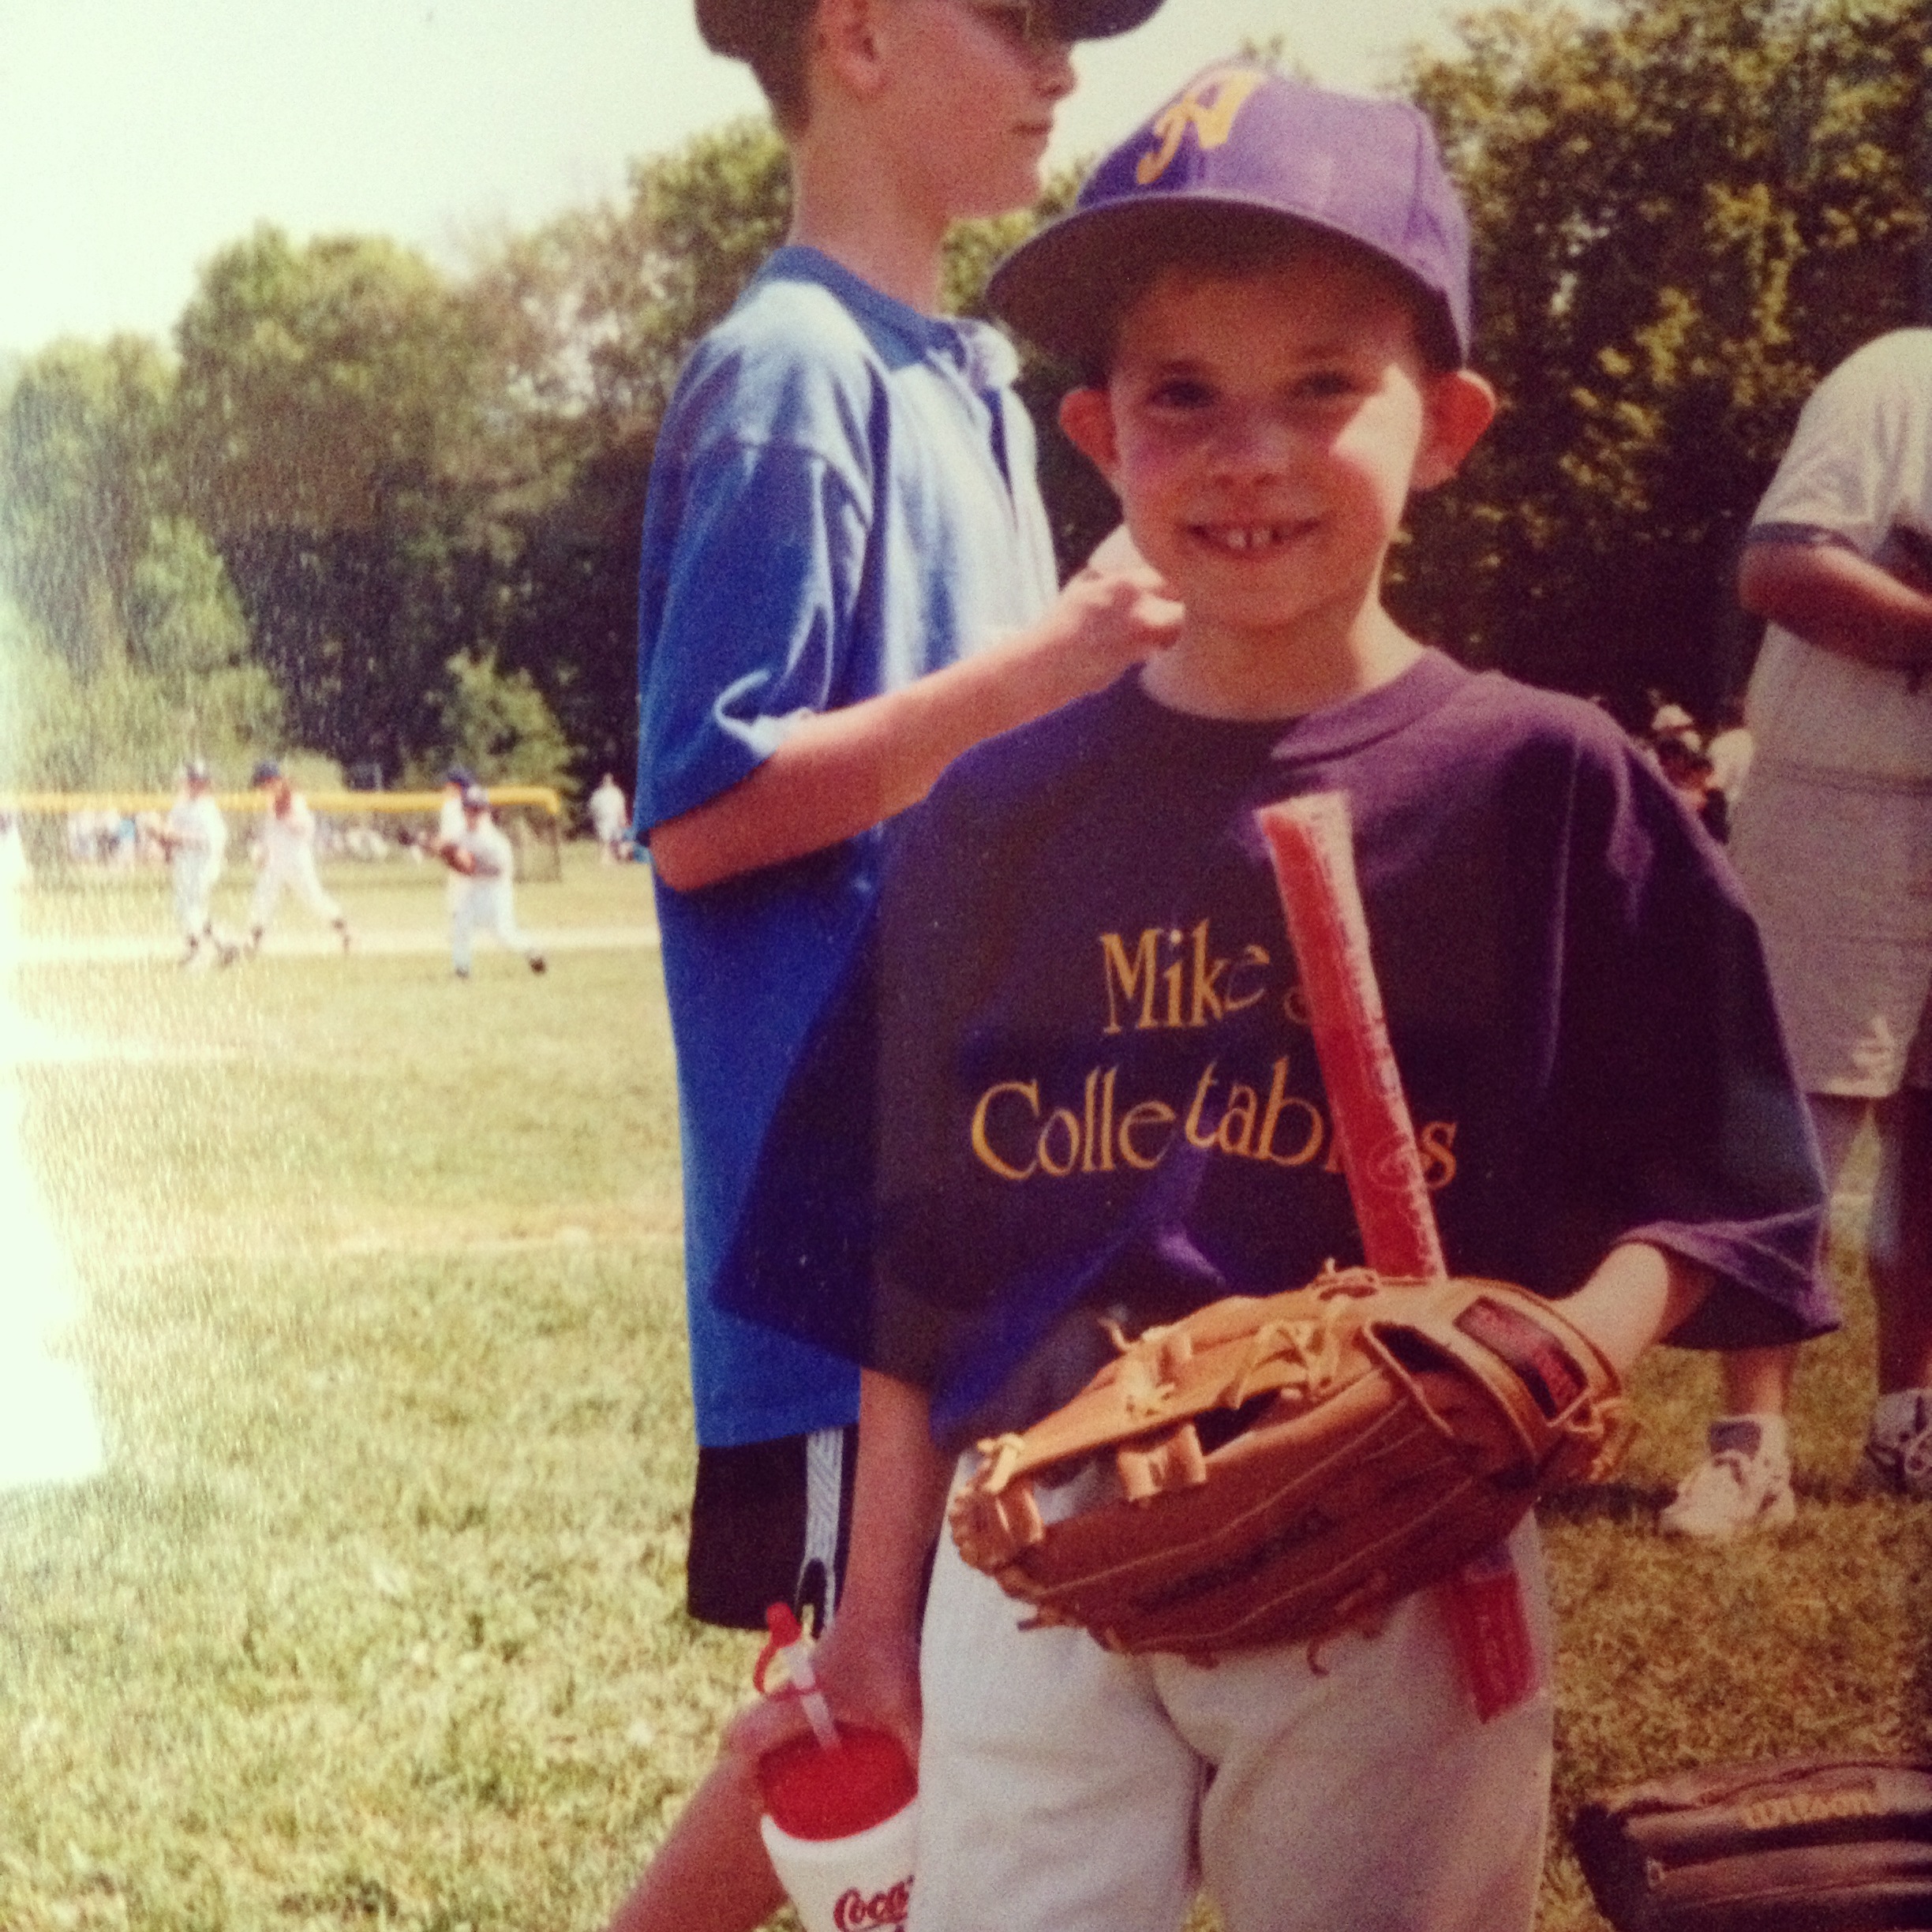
[1042,524,1183,692]
[648,529,1178,894]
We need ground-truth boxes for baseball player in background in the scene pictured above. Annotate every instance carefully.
[441,785,545,979]
[154,760,237,968]
[588,772,631,863]
[245,762,353,956]
[434,766,474,935]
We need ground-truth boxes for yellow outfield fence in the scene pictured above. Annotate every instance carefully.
[0,786,564,818]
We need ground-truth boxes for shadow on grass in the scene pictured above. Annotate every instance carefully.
[1539,1480,1670,1526]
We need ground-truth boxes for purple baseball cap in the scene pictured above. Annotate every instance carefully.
[987,64,1473,371]
[697,0,1165,62]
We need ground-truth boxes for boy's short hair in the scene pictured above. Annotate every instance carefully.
[696,0,1166,133]
[988,64,1473,379]
[697,0,817,129]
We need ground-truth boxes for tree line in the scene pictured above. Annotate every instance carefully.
[1,0,1923,798]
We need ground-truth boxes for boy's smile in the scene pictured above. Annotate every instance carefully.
[1059,247,1494,713]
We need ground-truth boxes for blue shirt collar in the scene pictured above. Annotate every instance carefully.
[756,244,1020,390]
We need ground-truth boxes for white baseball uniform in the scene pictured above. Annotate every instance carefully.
[166,792,228,945]
[451,814,541,974]
[249,792,345,939]
[438,791,467,918]
[0,817,29,895]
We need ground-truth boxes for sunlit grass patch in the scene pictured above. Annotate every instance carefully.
[6,865,1926,1931]
[0,1240,758,1932]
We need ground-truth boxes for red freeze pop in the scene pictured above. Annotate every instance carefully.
[1256,792,1537,1722]
[1254,792,1444,1282]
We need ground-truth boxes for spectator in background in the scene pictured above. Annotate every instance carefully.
[1653,733,1729,842]
[1648,696,1702,751]
[587,772,631,864]
[1662,328,1932,1537]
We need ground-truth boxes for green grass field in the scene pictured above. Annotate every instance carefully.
[4,850,1926,1931]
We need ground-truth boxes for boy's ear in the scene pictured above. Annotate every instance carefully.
[1058,387,1121,485]
[1413,369,1496,490]
[814,0,890,95]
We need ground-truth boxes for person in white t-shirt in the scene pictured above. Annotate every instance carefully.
[245,762,353,955]
[154,761,238,968]
[442,786,545,979]
[1663,328,1932,1536]
[588,773,631,863]
[1702,696,1755,814]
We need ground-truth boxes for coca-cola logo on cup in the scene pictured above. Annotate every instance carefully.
[833,1874,912,1930]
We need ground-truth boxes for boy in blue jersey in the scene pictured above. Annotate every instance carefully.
[721,67,1834,1931]
[613,2,1174,1927]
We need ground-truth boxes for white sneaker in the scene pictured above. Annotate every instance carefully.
[1852,1391,1932,1498]
[1659,1418,1796,1538]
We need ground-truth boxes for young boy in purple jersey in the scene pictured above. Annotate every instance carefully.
[721,66,1835,1931]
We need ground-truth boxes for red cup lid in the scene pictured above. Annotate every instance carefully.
[759,1726,917,1841]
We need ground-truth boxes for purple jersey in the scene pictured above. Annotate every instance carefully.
[724,651,1834,1449]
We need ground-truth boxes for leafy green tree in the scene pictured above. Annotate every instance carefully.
[462,122,1088,790]
[0,346,279,788]
[171,227,502,777]
[0,616,266,792]
[474,119,792,433]
[1397,0,1926,710]
[455,122,794,788]
[429,650,575,792]
[124,517,282,751]
[174,227,489,534]
[0,336,175,677]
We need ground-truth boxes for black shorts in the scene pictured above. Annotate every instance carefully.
[686,1425,859,1632]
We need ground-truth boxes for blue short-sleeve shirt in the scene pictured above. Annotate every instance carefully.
[636,246,1061,1447]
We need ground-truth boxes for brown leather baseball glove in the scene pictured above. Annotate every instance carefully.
[947,1264,1627,1661]
[1572,1754,1932,1930]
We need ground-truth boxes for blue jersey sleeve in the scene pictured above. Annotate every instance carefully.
[638,426,870,829]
